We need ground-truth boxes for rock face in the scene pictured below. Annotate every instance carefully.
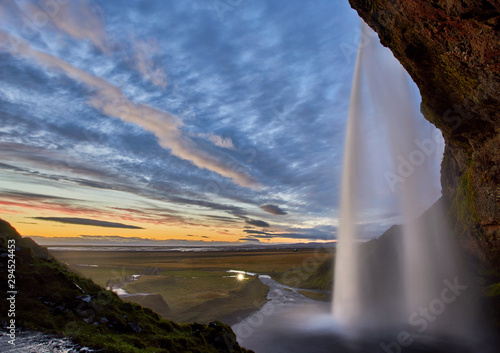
[349,0,500,265]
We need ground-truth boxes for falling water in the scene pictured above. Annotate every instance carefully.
[332,33,365,330]
[235,22,492,353]
[333,23,479,341]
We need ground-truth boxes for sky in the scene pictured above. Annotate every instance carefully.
[0,0,443,245]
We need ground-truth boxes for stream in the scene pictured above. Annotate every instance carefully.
[232,274,331,350]
[0,331,95,352]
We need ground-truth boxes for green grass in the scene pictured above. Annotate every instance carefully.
[123,273,245,313]
[51,247,333,324]
[271,251,334,291]
[175,277,270,325]
[53,248,334,275]
[297,290,331,302]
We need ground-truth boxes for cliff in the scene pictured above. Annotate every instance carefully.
[348,0,500,266]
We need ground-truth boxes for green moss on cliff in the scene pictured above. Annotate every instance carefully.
[450,165,480,238]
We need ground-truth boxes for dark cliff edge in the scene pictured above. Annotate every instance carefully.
[348,0,500,268]
[0,219,252,353]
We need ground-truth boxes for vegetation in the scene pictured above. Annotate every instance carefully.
[271,252,334,302]
[449,166,479,238]
[0,219,252,353]
[53,247,333,317]
[174,277,269,325]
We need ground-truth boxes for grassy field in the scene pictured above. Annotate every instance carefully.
[52,247,334,324]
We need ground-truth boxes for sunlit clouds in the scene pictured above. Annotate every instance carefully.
[0,1,436,243]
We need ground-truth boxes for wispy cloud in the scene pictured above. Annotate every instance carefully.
[0,0,108,52]
[0,1,412,243]
[0,31,258,188]
[207,134,236,150]
[33,217,144,229]
[245,219,270,228]
[239,237,262,242]
[260,204,287,215]
[30,234,238,246]
[0,0,169,87]
[130,37,168,89]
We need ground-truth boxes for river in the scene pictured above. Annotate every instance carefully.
[0,331,95,352]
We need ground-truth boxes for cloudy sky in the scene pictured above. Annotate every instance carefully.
[0,0,442,244]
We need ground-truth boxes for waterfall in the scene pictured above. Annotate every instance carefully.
[235,21,490,353]
[332,22,477,341]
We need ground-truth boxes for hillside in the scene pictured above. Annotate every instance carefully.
[0,219,252,353]
[301,197,500,330]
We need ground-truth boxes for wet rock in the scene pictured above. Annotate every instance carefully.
[127,321,142,333]
[77,295,92,303]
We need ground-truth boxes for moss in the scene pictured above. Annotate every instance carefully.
[487,282,500,297]
[449,164,480,239]
[439,59,479,104]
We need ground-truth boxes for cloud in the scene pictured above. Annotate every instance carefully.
[40,0,109,52]
[194,133,236,150]
[0,143,119,182]
[0,0,384,243]
[130,37,167,88]
[244,229,269,235]
[206,215,240,223]
[245,219,270,228]
[78,235,148,241]
[239,237,261,243]
[277,233,333,241]
[0,188,101,217]
[30,234,238,247]
[0,0,167,88]
[0,0,109,52]
[0,190,76,202]
[0,31,258,188]
[207,134,236,150]
[242,226,335,241]
[260,204,287,215]
[33,217,144,229]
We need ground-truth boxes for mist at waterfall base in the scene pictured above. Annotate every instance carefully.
[234,25,493,353]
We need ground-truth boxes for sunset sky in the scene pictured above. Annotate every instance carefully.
[0,1,442,244]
